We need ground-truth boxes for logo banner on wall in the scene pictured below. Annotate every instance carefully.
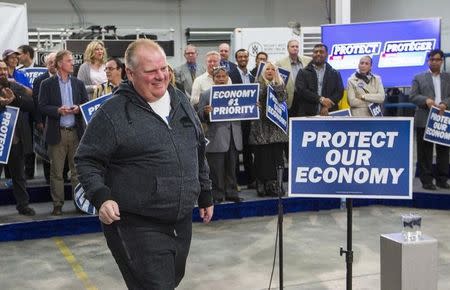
[423,106,450,147]
[80,93,113,124]
[209,84,259,122]
[0,106,20,164]
[288,117,413,199]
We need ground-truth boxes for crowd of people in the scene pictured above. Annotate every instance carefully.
[1,37,448,289]
[0,39,449,218]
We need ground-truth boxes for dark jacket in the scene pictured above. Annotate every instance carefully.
[32,71,50,124]
[229,67,255,84]
[291,62,344,117]
[38,75,89,145]
[74,82,212,223]
[5,82,35,154]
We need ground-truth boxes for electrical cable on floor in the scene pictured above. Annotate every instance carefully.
[268,217,279,290]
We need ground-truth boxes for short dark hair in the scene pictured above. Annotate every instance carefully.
[107,57,126,79]
[313,43,328,52]
[255,51,268,61]
[428,49,444,59]
[234,49,248,60]
[18,45,35,59]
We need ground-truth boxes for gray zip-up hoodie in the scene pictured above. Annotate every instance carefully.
[75,81,212,223]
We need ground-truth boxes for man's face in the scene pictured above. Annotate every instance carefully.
[17,49,29,65]
[46,54,57,75]
[288,41,300,57]
[256,53,267,65]
[428,54,443,73]
[4,54,18,69]
[0,61,8,79]
[105,60,121,82]
[358,57,372,74]
[58,54,74,74]
[312,46,327,66]
[206,54,220,75]
[127,47,170,101]
[236,51,249,69]
[184,47,197,64]
[213,70,228,85]
[219,44,230,60]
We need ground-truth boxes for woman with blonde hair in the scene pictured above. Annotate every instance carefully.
[77,40,108,98]
[249,62,288,197]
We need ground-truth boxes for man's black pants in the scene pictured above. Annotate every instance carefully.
[103,213,192,290]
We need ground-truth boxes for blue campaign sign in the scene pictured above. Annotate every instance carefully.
[329,109,352,117]
[80,93,113,124]
[266,85,288,134]
[369,103,383,117]
[254,62,265,81]
[22,67,47,87]
[288,117,413,199]
[209,84,259,122]
[0,106,20,164]
[278,67,291,85]
[424,106,450,147]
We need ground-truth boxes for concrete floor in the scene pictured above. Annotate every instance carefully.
[0,205,449,290]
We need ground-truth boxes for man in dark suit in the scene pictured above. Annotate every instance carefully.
[33,52,57,183]
[229,49,257,189]
[174,45,205,99]
[219,43,237,72]
[38,50,88,215]
[410,49,450,190]
[291,43,344,117]
[0,60,36,215]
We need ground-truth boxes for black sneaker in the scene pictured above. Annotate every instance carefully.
[18,206,36,216]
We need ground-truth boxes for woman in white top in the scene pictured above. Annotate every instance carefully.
[77,40,108,98]
[347,55,385,117]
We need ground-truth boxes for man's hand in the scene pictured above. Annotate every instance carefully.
[320,97,335,109]
[99,200,121,224]
[438,103,447,115]
[0,88,16,106]
[319,106,329,116]
[58,105,75,116]
[199,205,214,223]
[426,98,436,109]
[70,105,80,114]
[203,105,212,114]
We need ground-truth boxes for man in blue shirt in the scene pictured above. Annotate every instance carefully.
[39,50,88,215]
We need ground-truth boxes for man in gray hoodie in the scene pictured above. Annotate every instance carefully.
[75,39,214,289]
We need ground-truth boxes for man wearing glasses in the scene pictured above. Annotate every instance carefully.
[174,45,205,98]
[92,58,125,99]
[410,49,450,190]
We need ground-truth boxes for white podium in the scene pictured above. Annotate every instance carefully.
[380,233,438,290]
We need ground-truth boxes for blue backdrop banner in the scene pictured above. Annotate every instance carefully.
[289,117,413,199]
[209,84,259,122]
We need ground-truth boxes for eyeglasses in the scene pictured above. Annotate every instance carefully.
[104,67,118,71]
[429,58,443,62]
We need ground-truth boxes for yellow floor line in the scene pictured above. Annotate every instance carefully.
[54,237,99,290]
